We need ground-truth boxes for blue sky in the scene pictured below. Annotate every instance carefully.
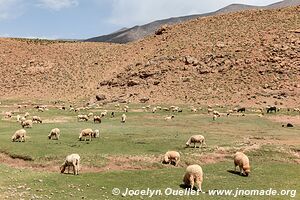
[0,0,281,39]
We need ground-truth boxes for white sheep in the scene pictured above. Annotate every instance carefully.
[12,129,26,142]
[88,112,94,118]
[77,114,88,122]
[183,164,203,192]
[207,108,213,114]
[24,112,30,118]
[5,111,12,118]
[121,114,126,123]
[48,128,60,140]
[93,115,102,123]
[212,114,218,121]
[32,116,42,123]
[152,107,157,113]
[21,120,33,128]
[92,129,100,138]
[16,115,21,122]
[233,152,251,176]
[186,135,206,148]
[60,154,80,175]
[191,108,197,112]
[101,110,108,117]
[163,151,180,166]
[79,128,93,141]
[164,115,174,120]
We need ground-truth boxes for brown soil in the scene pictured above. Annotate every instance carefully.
[0,6,299,107]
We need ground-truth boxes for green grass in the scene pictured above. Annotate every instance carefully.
[0,103,299,199]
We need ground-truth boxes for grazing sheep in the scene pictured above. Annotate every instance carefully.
[32,116,42,123]
[37,107,44,112]
[93,115,102,123]
[12,129,26,142]
[88,112,94,118]
[162,107,170,111]
[164,115,174,120]
[156,106,162,110]
[152,107,157,113]
[92,129,100,138]
[121,114,126,123]
[212,114,218,121]
[186,135,206,148]
[21,120,33,128]
[5,111,13,118]
[267,106,277,113]
[16,115,21,122]
[207,108,213,114]
[234,152,251,176]
[213,110,220,117]
[24,112,30,118]
[101,110,108,117]
[163,151,180,166]
[111,112,115,118]
[79,128,93,141]
[237,107,246,113]
[48,128,60,140]
[60,154,80,175]
[183,164,203,192]
[123,107,128,112]
[191,108,197,112]
[77,114,88,122]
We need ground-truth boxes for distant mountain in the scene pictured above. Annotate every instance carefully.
[86,0,300,43]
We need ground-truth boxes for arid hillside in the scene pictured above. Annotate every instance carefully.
[0,6,299,107]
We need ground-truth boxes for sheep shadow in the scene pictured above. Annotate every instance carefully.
[227,170,248,177]
[179,184,198,191]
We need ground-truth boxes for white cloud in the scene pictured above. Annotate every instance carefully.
[0,0,25,20]
[37,0,79,11]
[107,0,280,26]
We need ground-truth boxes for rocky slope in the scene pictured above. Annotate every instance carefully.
[0,6,299,107]
[86,0,300,44]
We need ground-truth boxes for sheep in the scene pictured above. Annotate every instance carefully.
[237,107,246,112]
[191,108,197,112]
[77,114,88,122]
[164,115,174,120]
[156,106,162,110]
[186,135,206,148]
[5,111,13,118]
[162,151,180,166]
[101,110,108,117]
[183,164,203,192]
[93,116,102,123]
[207,108,213,114]
[92,129,100,138]
[12,129,26,142]
[111,112,115,118]
[32,116,42,123]
[48,128,60,140]
[38,107,44,112]
[233,152,251,176]
[267,106,277,113]
[16,115,21,122]
[60,154,80,175]
[212,114,218,121]
[152,107,157,113]
[79,128,93,141]
[24,112,30,118]
[88,112,94,118]
[21,120,33,128]
[124,107,128,112]
[213,110,220,117]
[121,114,126,123]
[162,107,170,111]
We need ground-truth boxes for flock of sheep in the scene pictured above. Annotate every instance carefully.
[162,135,250,191]
[3,103,298,192]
